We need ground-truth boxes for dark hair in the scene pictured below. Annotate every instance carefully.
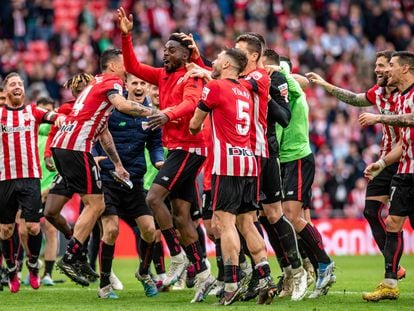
[64,73,94,91]
[280,56,292,73]
[392,51,414,72]
[225,48,248,75]
[36,96,55,106]
[168,33,192,52]
[0,86,4,92]
[3,72,21,87]
[100,49,123,72]
[235,34,262,62]
[245,32,266,52]
[376,50,394,62]
[263,49,280,65]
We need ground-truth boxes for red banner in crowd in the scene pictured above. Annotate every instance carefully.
[61,198,414,257]
[114,218,414,257]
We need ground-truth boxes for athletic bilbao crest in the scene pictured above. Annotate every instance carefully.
[201,87,210,100]
[23,113,30,121]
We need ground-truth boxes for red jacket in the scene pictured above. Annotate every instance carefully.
[122,34,206,154]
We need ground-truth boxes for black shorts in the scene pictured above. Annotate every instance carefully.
[153,149,205,203]
[191,194,202,221]
[48,174,75,198]
[0,178,43,224]
[52,148,102,195]
[202,190,213,220]
[281,153,315,208]
[389,174,414,217]
[366,162,398,197]
[101,180,152,220]
[212,175,257,215]
[260,156,283,204]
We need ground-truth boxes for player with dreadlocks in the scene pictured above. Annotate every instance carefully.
[42,73,100,283]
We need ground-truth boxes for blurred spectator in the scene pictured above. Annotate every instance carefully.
[344,177,368,219]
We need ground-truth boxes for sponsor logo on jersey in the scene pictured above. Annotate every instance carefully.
[227,146,254,156]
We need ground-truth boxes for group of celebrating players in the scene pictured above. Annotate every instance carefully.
[0,5,413,306]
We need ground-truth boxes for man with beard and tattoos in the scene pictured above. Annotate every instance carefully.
[306,51,407,280]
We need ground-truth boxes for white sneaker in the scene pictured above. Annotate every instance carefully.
[303,260,315,288]
[291,267,307,301]
[98,284,119,299]
[278,272,293,298]
[172,269,186,290]
[315,261,335,289]
[209,280,224,296]
[190,270,216,303]
[163,253,188,287]
[41,273,55,286]
[110,270,124,291]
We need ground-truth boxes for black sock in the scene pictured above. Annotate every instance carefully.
[99,241,115,288]
[138,239,154,276]
[183,241,207,273]
[27,232,42,265]
[273,216,301,269]
[88,225,100,271]
[153,241,165,275]
[364,200,386,254]
[215,239,224,281]
[239,232,252,261]
[259,216,289,271]
[384,231,404,279]
[161,228,181,256]
[196,225,206,258]
[224,265,240,283]
[80,236,90,262]
[298,223,330,264]
[0,237,16,270]
[13,226,23,265]
[44,260,55,276]
[133,226,142,256]
[298,238,318,272]
[255,262,271,278]
[63,238,83,263]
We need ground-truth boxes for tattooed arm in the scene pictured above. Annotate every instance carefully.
[98,127,122,167]
[359,112,414,127]
[99,127,130,180]
[108,93,154,117]
[305,72,371,107]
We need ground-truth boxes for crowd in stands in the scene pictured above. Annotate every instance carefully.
[0,0,413,219]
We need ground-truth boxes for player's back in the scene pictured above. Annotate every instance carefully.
[51,74,123,153]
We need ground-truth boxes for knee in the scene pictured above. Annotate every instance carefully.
[145,191,159,209]
[385,216,402,232]
[44,206,58,221]
[103,224,119,244]
[363,200,382,220]
[141,225,156,242]
[0,224,15,240]
[26,223,41,235]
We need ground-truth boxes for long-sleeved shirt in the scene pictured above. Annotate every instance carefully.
[122,34,206,155]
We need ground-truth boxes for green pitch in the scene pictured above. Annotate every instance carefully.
[1,255,413,310]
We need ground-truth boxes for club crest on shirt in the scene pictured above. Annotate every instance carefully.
[248,71,263,81]
[23,113,30,121]
[201,87,210,100]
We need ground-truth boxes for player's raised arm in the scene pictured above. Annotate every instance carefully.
[306,71,370,107]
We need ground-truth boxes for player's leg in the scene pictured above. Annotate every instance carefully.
[42,219,58,286]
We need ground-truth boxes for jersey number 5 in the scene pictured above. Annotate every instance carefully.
[236,99,250,136]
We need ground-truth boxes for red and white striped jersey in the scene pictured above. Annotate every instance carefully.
[240,68,270,158]
[198,79,257,177]
[366,85,400,158]
[396,84,414,174]
[0,104,48,181]
[51,74,123,153]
